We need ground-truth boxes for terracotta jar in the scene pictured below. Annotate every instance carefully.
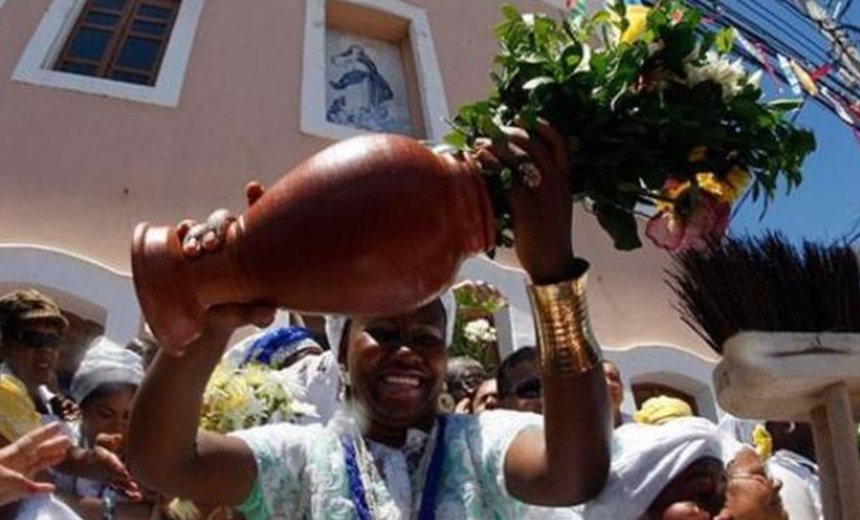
[132,134,497,353]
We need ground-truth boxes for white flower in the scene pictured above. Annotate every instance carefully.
[684,51,749,101]
[288,401,319,418]
[201,360,317,432]
[747,69,763,89]
[463,319,497,344]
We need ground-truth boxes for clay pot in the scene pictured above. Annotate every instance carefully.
[132,134,496,353]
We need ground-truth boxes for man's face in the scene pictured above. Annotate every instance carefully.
[1,320,63,391]
[499,359,542,414]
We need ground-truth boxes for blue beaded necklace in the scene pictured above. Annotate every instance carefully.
[341,415,448,520]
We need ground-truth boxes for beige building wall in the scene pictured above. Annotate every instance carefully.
[0,0,720,416]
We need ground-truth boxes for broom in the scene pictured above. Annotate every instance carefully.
[667,233,860,519]
[666,232,860,354]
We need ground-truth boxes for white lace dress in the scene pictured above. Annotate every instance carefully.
[232,409,574,519]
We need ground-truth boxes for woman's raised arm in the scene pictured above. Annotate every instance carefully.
[476,122,612,506]
[127,304,274,505]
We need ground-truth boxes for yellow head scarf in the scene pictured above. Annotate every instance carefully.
[634,395,694,425]
[0,374,41,441]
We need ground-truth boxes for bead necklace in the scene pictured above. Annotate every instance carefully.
[341,416,447,520]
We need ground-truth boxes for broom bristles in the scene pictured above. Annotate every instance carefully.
[667,233,860,354]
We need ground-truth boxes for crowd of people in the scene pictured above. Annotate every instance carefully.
[0,285,823,520]
[0,125,830,519]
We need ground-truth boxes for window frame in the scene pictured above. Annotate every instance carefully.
[54,0,180,86]
[12,0,206,107]
[300,0,448,141]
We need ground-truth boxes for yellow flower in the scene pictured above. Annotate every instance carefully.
[621,6,650,43]
[696,167,750,203]
[241,364,268,387]
[752,423,773,459]
[220,377,251,411]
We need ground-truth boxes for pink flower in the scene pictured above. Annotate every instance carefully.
[645,187,730,251]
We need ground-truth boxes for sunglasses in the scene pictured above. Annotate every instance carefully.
[15,330,63,349]
[514,378,542,400]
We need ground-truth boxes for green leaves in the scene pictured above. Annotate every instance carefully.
[450,2,815,251]
[715,27,735,54]
[595,200,643,250]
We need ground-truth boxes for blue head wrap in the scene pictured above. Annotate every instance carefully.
[241,326,322,368]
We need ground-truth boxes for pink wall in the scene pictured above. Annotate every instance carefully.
[0,0,714,356]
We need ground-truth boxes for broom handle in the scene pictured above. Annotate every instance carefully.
[810,382,860,520]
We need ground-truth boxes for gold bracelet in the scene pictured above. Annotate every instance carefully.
[528,268,602,376]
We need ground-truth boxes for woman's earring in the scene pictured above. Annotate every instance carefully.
[339,366,351,402]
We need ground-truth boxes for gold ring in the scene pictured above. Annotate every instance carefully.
[518,162,542,188]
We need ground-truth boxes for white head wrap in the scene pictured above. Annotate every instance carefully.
[325,290,457,361]
[70,337,144,404]
[576,417,734,519]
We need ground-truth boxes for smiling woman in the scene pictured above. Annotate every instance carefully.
[127,122,614,519]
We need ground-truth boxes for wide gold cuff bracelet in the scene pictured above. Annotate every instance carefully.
[528,268,602,376]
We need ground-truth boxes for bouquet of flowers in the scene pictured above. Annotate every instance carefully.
[199,362,317,432]
[446,0,816,251]
[450,281,507,370]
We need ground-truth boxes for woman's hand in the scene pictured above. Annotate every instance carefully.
[0,463,54,506]
[83,446,143,500]
[475,121,580,284]
[176,209,236,259]
[0,422,71,505]
[0,423,70,477]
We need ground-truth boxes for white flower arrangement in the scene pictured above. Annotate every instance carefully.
[462,318,497,345]
[685,50,762,101]
[200,363,317,432]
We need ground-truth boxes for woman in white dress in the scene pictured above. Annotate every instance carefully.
[127,123,614,519]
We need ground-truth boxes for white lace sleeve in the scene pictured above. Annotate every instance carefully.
[231,423,321,519]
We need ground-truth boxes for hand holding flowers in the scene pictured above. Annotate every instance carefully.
[447,0,815,251]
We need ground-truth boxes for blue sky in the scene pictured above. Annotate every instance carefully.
[730,100,860,243]
[726,1,860,243]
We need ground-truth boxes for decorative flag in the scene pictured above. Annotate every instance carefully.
[734,29,766,65]
[777,54,802,96]
[789,59,819,96]
[733,29,781,92]
[820,86,857,126]
[754,43,781,92]
[809,63,832,82]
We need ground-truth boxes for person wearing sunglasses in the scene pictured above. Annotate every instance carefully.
[497,346,543,414]
[0,289,71,418]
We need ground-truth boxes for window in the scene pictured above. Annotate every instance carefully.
[13,0,205,106]
[54,0,179,86]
